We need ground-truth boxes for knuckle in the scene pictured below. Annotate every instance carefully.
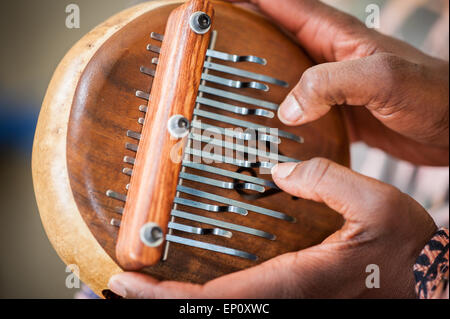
[303,158,332,195]
[299,66,327,100]
[374,53,410,83]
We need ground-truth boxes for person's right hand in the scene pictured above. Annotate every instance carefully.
[228,0,449,166]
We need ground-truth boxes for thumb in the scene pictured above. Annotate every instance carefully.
[271,158,397,227]
[277,53,410,126]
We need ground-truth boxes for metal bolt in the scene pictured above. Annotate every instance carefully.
[189,11,211,34]
[140,223,164,247]
[168,114,190,138]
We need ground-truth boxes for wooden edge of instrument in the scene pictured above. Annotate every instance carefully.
[116,0,214,270]
[31,0,184,298]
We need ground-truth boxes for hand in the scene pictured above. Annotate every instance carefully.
[229,0,449,166]
[108,159,437,298]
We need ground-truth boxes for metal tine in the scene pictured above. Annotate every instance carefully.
[150,33,267,65]
[114,207,124,215]
[206,49,266,65]
[135,90,150,101]
[191,121,281,144]
[189,132,300,163]
[168,221,232,238]
[182,161,278,189]
[127,130,141,140]
[140,66,155,77]
[196,96,274,118]
[111,218,121,227]
[171,209,276,240]
[192,121,251,141]
[174,197,248,216]
[146,44,161,54]
[194,109,304,144]
[185,147,274,169]
[150,58,269,91]
[126,142,138,152]
[106,190,127,202]
[199,85,279,111]
[150,32,164,41]
[179,171,265,193]
[166,234,257,261]
[204,61,288,87]
[136,106,281,144]
[122,168,132,177]
[202,73,269,91]
[177,185,295,222]
[123,156,135,165]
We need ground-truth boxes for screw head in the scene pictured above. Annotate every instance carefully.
[168,114,190,139]
[189,11,212,34]
[140,223,164,247]
[197,13,211,30]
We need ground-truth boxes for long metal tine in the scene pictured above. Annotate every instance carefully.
[189,133,300,163]
[182,161,278,189]
[166,234,257,260]
[171,209,276,240]
[194,109,304,143]
[196,96,274,118]
[198,85,279,111]
[177,185,295,222]
[173,197,248,215]
[168,221,232,238]
[185,147,274,169]
[204,61,288,87]
[201,73,269,91]
[150,33,267,65]
[179,171,265,193]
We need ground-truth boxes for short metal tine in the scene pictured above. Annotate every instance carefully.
[140,66,155,77]
[146,44,161,54]
[127,130,141,140]
[106,190,127,202]
[135,90,150,101]
[150,32,164,41]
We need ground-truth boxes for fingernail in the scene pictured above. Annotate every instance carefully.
[271,162,298,179]
[278,94,303,124]
[108,276,128,298]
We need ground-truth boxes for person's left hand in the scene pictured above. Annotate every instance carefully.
[108,158,437,298]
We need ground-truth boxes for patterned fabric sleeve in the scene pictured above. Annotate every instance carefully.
[413,228,449,299]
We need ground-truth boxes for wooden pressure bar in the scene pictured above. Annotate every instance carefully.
[116,0,214,270]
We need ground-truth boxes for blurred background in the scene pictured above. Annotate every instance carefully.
[0,0,448,298]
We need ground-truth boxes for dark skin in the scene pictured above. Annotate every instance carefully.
[108,0,448,298]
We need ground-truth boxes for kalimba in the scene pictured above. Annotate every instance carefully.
[32,0,349,297]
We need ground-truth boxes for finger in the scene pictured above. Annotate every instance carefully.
[277,53,411,126]
[108,248,331,299]
[108,272,204,299]
[271,158,398,224]
[278,55,383,125]
[227,0,378,62]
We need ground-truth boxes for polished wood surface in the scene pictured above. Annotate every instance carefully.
[117,0,215,270]
[34,0,350,295]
